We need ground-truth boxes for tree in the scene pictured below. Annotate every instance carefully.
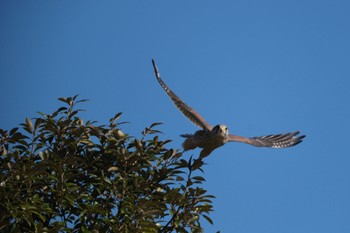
[0,95,214,232]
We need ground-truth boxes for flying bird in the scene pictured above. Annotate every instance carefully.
[151,59,305,158]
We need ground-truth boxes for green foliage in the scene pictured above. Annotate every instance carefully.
[0,95,214,232]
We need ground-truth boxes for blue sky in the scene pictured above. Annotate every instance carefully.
[1,1,350,232]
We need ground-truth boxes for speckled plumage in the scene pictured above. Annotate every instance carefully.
[152,59,305,157]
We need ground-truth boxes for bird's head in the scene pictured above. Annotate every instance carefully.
[212,125,229,138]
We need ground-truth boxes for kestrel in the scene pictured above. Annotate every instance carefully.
[151,59,305,158]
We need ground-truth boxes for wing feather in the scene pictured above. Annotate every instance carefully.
[228,131,305,148]
[152,59,212,131]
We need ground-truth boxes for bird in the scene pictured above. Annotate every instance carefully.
[151,59,305,158]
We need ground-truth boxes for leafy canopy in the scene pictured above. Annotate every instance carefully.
[0,95,215,232]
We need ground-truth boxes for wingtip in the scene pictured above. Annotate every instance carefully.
[292,133,306,147]
[291,131,306,140]
[294,131,306,140]
[152,59,159,73]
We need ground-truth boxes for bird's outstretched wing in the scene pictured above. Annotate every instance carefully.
[228,131,305,148]
[152,59,212,131]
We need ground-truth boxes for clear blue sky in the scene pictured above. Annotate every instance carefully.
[1,1,349,232]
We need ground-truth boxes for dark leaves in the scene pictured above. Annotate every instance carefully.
[0,96,215,232]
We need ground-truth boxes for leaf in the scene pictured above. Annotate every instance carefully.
[38,151,44,160]
[34,118,43,130]
[9,127,18,135]
[174,159,189,169]
[1,147,7,155]
[58,97,68,103]
[192,176,206,182]
[203,214,213,225]
[191,158,204,171]
[68,110,79,118]
[162,149,175,160]
[76,98,90,103]
[176,176,184,181]
[30,211,46,222]
[110,112,122,124]
[64,195,75,205]
[26,117,33,133]
[108,167,119,172]
[142,127,163,136]
[113,129,125,138]
[67,97,73,105]
[88,125,101,137]
[57,107,68,112]
[150,122,163,128]
[103,176,112,184]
